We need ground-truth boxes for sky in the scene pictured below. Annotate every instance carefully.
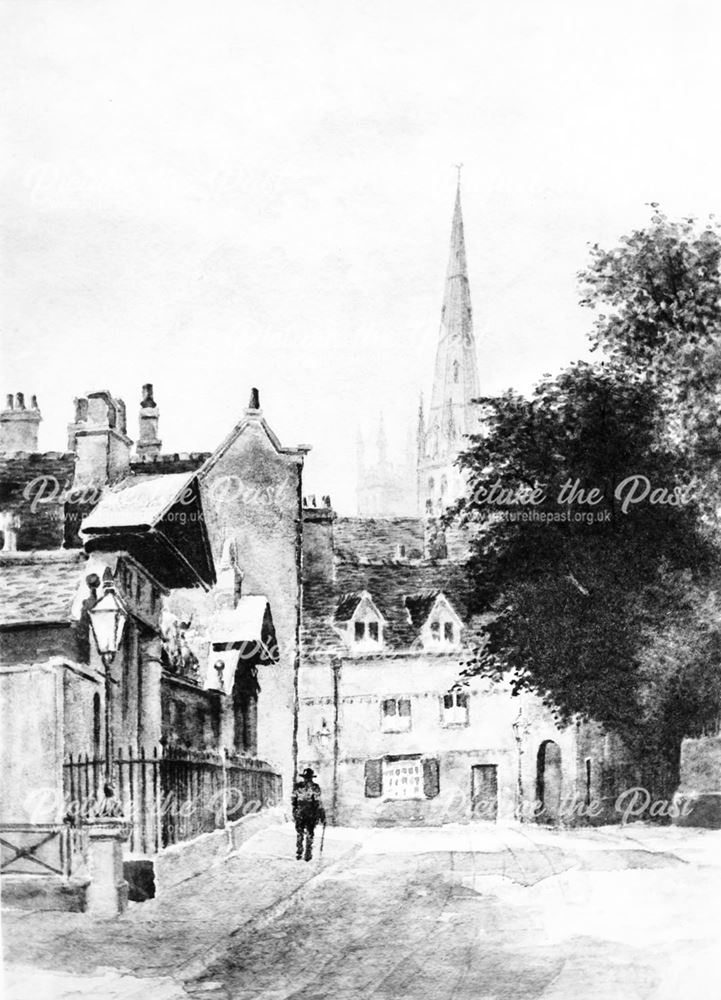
[3,0,721,513]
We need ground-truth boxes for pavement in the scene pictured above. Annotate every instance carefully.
[3,822,721,1000]
[2,823,362,1000]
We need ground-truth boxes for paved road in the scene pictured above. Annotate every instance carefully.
[187,824,721,1000]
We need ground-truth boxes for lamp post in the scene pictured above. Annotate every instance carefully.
[88,569,128,778]
[512,706,531,823]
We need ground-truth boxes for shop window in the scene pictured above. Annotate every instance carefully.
[364,756,440,799]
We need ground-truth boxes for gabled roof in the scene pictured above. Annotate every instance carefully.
[0,550,86,627]
[81,473,215,590]
[211,595,277,664]
[404,591,442,629]
[334,593,363,622]
[197,399,311,482]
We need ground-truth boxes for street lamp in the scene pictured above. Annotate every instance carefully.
[88,569,128,776]
[313,718,332,755]
[512,706,531,823]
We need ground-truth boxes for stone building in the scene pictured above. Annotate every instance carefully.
[298,511,622,827]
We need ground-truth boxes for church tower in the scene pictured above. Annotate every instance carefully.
[417,178,481,514]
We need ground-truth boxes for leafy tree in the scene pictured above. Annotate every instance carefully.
[452,361,721,789]
[579,208,721,486]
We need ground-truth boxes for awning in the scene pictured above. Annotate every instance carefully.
[80,473,215,591]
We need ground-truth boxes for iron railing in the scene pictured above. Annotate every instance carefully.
[64,745,282,854]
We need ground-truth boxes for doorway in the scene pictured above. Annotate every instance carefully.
[536,740,562,822]
[471,764,498,821]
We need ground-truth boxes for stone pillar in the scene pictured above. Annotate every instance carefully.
[85,819,131,918]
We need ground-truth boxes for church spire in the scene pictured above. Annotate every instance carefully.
[418,175,481,514]
[429,177,479,422]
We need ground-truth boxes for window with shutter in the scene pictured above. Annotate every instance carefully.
[364,758,383,797]
[383,756,422,799]
[423,758,440,798]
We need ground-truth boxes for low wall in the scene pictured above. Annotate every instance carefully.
[125,805,285,899]
[674,736,721,828]
[1,875,88,912]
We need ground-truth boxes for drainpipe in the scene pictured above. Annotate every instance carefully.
[331,657,341,824]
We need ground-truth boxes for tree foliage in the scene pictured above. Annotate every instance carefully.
[454,362,716,761]
[454,227,721,780]
[579,208,721,480]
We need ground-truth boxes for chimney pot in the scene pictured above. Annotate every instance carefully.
[5,394,13,410]
[31,395,39,410]
[15,392,25,411]
[248,387,260,410]
[141,383,156,408]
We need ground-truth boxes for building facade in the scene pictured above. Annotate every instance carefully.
[299,513,621,826]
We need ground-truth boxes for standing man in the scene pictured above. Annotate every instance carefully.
[292,767,326,861]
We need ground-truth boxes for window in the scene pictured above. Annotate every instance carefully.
[368,621,379,641]
[382,697,411,732]
[364,756,440,800]
[383,757,422,799]
[355,620,365,641]
[453,360,459,383]
[442,689,469,727]
[443,622,454,643]
[430,621,440,642]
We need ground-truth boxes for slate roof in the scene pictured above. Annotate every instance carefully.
[0,550,86,626]
[404,591,442,629]
[130,452,211,476]
[81,472,196,530]
[334,518,425,564]
[302,560,485,657]
[334,593,364,622]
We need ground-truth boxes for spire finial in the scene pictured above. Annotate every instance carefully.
[454,163,463,187]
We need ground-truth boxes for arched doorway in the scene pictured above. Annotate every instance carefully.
[536,740,562,822]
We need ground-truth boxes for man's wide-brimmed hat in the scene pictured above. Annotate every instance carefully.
[301,767,316,778]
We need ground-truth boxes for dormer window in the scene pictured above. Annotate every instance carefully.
[336,590,386,652]
[405,591,464,652]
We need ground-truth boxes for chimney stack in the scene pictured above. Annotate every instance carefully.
[67,390,132,486]
[0,392,42,452]
[136,383,162,460]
